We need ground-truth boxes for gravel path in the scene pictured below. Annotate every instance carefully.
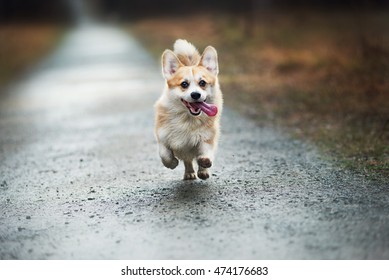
[0,24,388,259]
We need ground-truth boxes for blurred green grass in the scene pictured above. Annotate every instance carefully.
[129,10,389,178]
[0,24,63,88]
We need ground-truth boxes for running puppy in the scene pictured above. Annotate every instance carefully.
[155,39,223,180]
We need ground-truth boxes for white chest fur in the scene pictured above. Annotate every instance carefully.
[158,113,214,152]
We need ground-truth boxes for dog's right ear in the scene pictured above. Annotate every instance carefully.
[162,50,182,79]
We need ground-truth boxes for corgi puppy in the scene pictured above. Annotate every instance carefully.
[154,39,223,180]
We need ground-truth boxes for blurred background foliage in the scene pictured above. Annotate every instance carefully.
[0,0,388,178]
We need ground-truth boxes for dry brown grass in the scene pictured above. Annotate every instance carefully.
[0,24,63,87]
[129,10,389,178]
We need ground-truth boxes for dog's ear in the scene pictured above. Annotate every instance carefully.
[162,50,182,79]
[200,46,218,75]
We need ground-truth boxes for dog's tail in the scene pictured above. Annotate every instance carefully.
[173,39,201,66]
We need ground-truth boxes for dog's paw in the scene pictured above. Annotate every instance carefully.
[162,157,179,169]
[183,172,197,180]
[197,170,210,180]
[197,157,212,168]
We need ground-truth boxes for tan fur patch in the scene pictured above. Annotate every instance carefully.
[166,67,192,89]
[166,65,216,89]
[154,103,169,139]
[192,66,216,85]
[177,53,200,66]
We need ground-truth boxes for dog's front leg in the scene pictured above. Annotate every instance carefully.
[197,141,214,168]
[158,143,179,169]
[197,142,214,180]
[197,165,210,180]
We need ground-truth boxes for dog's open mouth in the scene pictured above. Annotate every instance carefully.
[181,99,218,117]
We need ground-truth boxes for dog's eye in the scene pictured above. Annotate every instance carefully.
[199,80,207,87]
[181,81,189,88]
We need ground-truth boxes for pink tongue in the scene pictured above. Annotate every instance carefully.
[192,102,218,117]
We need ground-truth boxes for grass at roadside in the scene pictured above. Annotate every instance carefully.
[0,24,63,88]
[128,10,389,178]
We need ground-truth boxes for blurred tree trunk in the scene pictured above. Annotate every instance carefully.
[240,0,273,38]
[242,0,255,37]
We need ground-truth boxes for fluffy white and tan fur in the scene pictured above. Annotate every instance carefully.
[154,39,223,180]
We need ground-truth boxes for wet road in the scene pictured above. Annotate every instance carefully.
[0,24,388,259]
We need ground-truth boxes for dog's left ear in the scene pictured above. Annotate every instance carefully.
[200,46,218,76]
[162,50,182,79]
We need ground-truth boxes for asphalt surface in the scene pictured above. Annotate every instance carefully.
[0,24,388,260]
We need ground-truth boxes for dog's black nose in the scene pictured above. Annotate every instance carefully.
[191,92,201,100]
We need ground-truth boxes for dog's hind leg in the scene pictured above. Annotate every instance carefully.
[183,161,196,180]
